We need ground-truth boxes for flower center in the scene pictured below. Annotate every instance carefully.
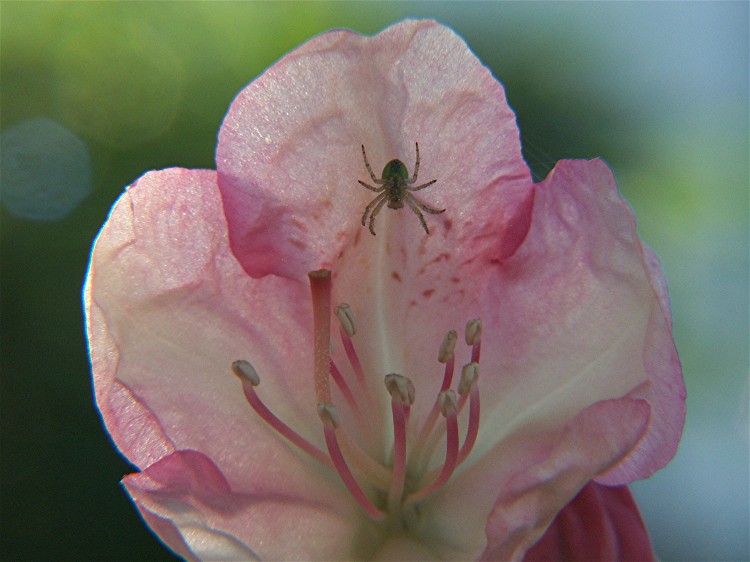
[231,269,481,529]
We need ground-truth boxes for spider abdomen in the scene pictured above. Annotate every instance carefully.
[382,159,409,180]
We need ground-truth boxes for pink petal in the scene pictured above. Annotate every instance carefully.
[597,244,685,484]
[465,159,684,481]
[216,19,532,280]
[523,482,655,562]
[85,169,368,558]
[418,397,650,560]
[124,450,367,561]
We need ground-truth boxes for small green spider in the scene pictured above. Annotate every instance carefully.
[358,142,445,235]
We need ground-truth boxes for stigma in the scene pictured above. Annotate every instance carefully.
[231,269,482,527]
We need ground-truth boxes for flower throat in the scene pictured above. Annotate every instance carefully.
[231,269,481,529]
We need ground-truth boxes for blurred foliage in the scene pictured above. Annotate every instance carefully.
[1,2,747,561]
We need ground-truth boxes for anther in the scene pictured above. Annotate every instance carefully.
[384,374,416,406]
[439,389,457,417]
[231,359,260,386]
[465,318,482,363]
[335,303,356,337]
[437,330,457,363]
[458,362,479,396]
[465,318,482,346]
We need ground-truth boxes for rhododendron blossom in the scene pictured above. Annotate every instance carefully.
[85,20,685,561]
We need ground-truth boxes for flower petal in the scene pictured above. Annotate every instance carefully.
[523,482,655,562]
[216,19,532,280]
[415,397,650,560]
[124,450,371,561]
[467,159,684,480]
[85,169,371,558]
[597,244,686,484]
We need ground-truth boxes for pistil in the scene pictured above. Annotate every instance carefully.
[309,269,332,404]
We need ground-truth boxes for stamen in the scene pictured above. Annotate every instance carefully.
[465,318,482,363]
[335,302,376,426]
[339,315,367,385]
[329,359,363,422]
[413,330,457,465]
[335,303,356,337]
[457,362,480,466]
[232,360,331,468]
[437,329,458,365]
[384,374,414,513]
[309,269,333,403]
[405,390,459,506]
[318,403,386,521]
[232,358,260,385]
[384,373,416,406]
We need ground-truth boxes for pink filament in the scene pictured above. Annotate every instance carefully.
[241,380,332,468]
[471,339,481,363]
[414,356,456,459]
[387,398,407,512]
[457,384,480,466]
[329,360,363,423]
[405,408,459,506]
[322,419,386,521]
[340,325,366,384]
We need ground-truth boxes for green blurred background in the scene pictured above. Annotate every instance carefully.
[1,2,747,560]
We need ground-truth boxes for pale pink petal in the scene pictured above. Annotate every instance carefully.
[85,169,369,558]
[523,482,655,562]
[136,509,200,562]
[462,159,683,480]
[597,245,685,484]
[124,450,370,561]
[416,397,650,560]
[217,19,532,280]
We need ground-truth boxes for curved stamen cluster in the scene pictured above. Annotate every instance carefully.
[231,269,482,526]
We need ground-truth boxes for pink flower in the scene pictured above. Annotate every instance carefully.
[85,20,685,561]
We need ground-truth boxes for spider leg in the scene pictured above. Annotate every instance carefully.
[405,195,431,234]
[361,145,382,184]
[367,194,390,236]
[408,142,420,183]
[362,192,387,229]
[358,180,384,193]
[409,193,446,215]
[408,179,437,192]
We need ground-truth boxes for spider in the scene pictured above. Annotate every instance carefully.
[358,142,445,235]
